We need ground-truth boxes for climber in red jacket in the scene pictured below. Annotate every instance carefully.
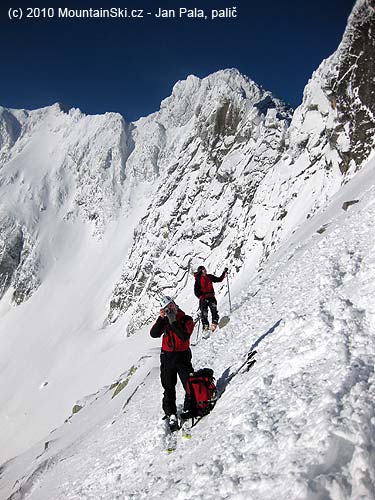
[194,265,228,332]
[150,295,194,430]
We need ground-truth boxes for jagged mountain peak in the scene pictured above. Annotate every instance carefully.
[158,68,291,127]
[166,68,262,101]
[126,67,292,183]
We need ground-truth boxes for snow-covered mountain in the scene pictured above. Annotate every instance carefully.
[109,0,375,335]
[108,70,292,333]
[0,0,375,497]
[2,152,375,500]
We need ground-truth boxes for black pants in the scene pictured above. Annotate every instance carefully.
[200,297,219,328]
[160,349,193,416]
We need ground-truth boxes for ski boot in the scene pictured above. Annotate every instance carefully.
[167,414,179,432]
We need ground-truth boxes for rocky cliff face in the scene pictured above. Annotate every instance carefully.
[246,0,375,262]
[286,0,375,176]
[108,1,375,334]
[331,0,375,172]
[107,70,292,332]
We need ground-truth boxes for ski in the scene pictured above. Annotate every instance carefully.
[220,349,258,386]
[164,422,178,453]
[236,349,257,373]
[245,358,256,372]
[164,415,194,452]
[162,416,179,453]
[247,349,257,361]
[165,433,178,453]
[164,421,193,452]
[181,419,192,440]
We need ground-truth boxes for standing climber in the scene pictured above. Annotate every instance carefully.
[150,296,194,430]
[194,266,228,332]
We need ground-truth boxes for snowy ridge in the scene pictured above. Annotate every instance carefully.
[0,104,136,305]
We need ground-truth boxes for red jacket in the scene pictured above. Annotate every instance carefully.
[194,270,226,301]
[150,309,194,352]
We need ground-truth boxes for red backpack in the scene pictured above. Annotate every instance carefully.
[186,368,217,417]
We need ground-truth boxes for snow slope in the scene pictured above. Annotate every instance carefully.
[1,156,374,500]
[0,0,374,496]
[0,71,292,464]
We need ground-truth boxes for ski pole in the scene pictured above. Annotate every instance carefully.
[196,317,201,344]
[184,259,191,288]
[192,314,201,346]
[227,272,232,313]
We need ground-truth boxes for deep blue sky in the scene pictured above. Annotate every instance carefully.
[1,0,355,121]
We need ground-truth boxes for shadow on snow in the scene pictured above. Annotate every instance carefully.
[216,319,283,397]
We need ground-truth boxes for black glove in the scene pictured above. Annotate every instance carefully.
[165,308,177,324]
[224,267,229,273]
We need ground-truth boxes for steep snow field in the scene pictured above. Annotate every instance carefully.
[0,178,154,464]
[1,157,374,500]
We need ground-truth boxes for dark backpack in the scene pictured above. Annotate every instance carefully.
[186,368,217,417]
